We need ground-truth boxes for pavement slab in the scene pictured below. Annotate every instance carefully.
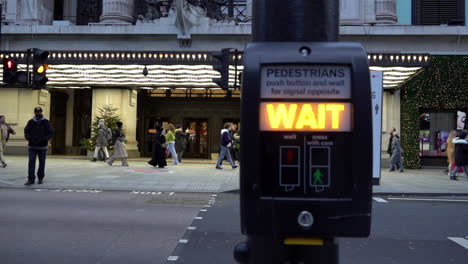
[0,156,467,194]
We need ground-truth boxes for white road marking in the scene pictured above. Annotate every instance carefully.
[169,192,175,195]
[187,226,197,230]
[167,256,179,261]
[179,239,189,244]
[448,237,468,250]
[204,205,211,208]
[211,194,218,197]
[373,197,388,203]
[195,217,203,220]
[200,209,207,212]
[388,198,468,203]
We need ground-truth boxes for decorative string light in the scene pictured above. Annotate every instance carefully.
[401,56,468,169]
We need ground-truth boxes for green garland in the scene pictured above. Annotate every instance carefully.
[401,56,468,168]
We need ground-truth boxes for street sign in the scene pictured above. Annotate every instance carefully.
[371,71,383,185]
[240,42,373,238]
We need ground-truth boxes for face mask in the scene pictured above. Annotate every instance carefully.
[35,114,43,119]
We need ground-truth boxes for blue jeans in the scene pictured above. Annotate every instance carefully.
[216,146,235,167]
[28,148,47,182]
[167,143,178,164]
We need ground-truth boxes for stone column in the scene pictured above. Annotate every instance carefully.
[91,89,139,158]
[245,0,253,20]
[375,0,397,24]
[100,0,135,24]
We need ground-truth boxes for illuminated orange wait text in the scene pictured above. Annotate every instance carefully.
[260,102,351,132]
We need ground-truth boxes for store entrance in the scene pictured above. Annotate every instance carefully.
[184,119,209,159]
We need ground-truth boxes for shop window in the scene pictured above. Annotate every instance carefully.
[419,111,459,157]
[412,0,465,25]
[54,0,64,20]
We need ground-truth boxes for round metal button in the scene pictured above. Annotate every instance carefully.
[297,211,314,229]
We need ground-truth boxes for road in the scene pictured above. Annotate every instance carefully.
[0,188,212,264]
[170,194,468,264]
[1,188,467,264]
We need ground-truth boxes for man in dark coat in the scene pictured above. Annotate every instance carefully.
[387,127,396,158]
[215,123,238,170]
[450,131,468,180]
[24,107,54,186]
[175,125,187,163]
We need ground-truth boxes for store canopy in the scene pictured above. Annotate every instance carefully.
[0,51,430,90]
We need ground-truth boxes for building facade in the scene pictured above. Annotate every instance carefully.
[0,0,467,167]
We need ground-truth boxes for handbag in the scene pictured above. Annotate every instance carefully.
[165,148,170,158]
[161,143,168,148]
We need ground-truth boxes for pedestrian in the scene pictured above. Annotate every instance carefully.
[216,123,238,170]
[389,132,404,172]
[0,115,16,168]
[24,107,54,186]
[91,119,112,162]
[148,125,167,168]
[450,131,468,180]
[165,123,179,165]
[445,130,458,176]
[229,124,239,162]
[387,127,396,158]
[175,125,187,163]
[106,121,128,166]
[233,131,240,163]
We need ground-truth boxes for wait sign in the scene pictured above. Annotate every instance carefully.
[259,102,352,132]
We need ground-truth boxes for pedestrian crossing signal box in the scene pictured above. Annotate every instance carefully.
[240,42,373,238]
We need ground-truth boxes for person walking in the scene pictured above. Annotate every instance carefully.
[92,119,112,162]
[148,125,167,168]
[106,121,129,166]
[446,130,458,176]
[175,125,187,163]
[24,107,54,186]
[0,115,16,168]
[389,132,404,172]
[387,127,396,158]
[450,131,468,180]
[216,123,238,170]
[229,124,239,162]
[165,123,179,165]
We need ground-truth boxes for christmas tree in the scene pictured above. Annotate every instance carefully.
[80,105,122,151]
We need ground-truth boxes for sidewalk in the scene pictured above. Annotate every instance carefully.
[0,156,467,194]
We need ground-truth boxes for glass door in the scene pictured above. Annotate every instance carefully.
[184,119,209,158]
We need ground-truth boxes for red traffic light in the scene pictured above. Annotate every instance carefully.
[4,59,16,70]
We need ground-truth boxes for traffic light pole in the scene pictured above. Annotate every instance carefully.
[235,0,340,263]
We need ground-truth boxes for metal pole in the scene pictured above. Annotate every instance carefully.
[235,0,341,263]
[252,0,339,42]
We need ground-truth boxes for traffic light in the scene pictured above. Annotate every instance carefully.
[31,48,49,90]
[237,42,373,262]
[3,58,18,84]
[212,48,231,90]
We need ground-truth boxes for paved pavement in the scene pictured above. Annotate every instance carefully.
[0,156,467,194]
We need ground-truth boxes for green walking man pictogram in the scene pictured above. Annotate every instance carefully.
[313,169,324,185]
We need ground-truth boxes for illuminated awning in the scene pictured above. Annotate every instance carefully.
[0,51,429,90]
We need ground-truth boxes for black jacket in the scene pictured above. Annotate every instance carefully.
[453,138,468,166]
[24,117,53,148]
[148,131,167,167]
[387,135,393,154]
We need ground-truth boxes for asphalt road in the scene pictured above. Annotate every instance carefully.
[0,188,212,264]
[170,194,468,264]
